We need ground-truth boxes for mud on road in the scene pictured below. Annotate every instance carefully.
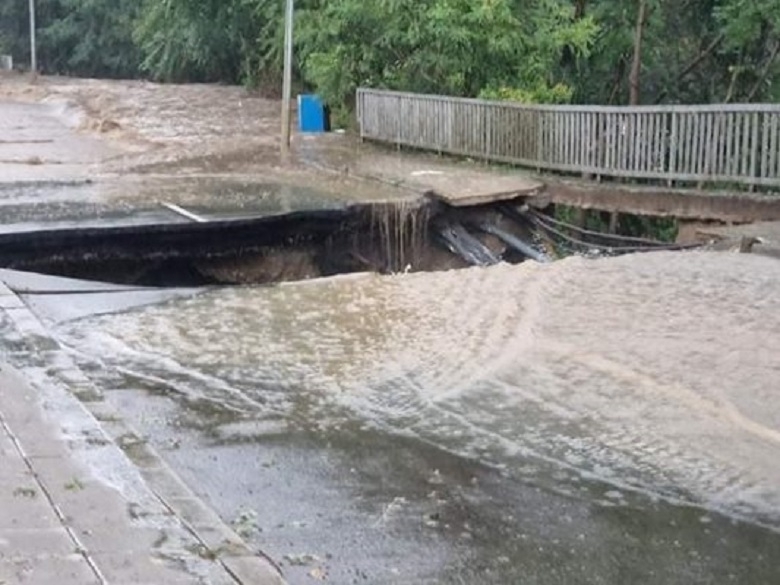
[35,250,780,585]
[3,74,780,584]
[0,74,282,171]
[0,74,407,230]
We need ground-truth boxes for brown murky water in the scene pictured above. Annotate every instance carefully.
[0,78,410,235]
[51,250,780,584]
[8,76,779,583]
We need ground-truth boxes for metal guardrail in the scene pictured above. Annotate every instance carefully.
[357,88,780,189]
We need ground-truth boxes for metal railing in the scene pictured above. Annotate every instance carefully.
[357,88,780,189]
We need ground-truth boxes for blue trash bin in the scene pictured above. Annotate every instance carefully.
[298,94,328,133]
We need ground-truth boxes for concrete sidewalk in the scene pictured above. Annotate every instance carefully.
[0,282,284,584]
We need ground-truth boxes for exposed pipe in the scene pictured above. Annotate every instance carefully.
[478,222,550,263]
[503,204,678,248]
[522,207,670,246]
[522,211,700,254]
[437,222,500,267]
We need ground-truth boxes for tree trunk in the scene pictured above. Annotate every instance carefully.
[724,67,741,103]
[747,40,780,101]
[609,56,627,105]
[574,0,588,19]
[629,0,649,106]
[654,33,724,104]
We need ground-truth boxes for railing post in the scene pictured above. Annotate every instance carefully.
[536,110,543,173]
[770,113,780,183]
[395,94,402,150]
[668,111,677,187]
[761,111,770,187]
[356,89,363,142]
[595,112,603,181]
[750,112,759,191]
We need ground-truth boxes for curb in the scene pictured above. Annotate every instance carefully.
[0,278,286,585]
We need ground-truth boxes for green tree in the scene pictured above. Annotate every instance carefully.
[716,0,780,101]
[567,0,780,105]
[0,0,65,71]
[296,0,597,110]
[0,1,29,60]
[41,0,141,78]
[2,0,779,108]
[133,0,285,85]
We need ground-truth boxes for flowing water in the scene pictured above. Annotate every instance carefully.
[50,250,780,584]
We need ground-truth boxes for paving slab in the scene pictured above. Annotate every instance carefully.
[0,527,75,560]
[0,555,99,585]
[0,433,21,461]
[89,551,215,585]
[0,478,60,531]
[222,557,286,585]
[350,153,542,206]
[0,296,24,310]
[0,324,286,585]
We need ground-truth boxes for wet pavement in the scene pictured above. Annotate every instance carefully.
[13,252,779,584]
[300,134,543,206]
[0,179,363,234]
[0,99,122,182]
[0,92,413,233]
[0,164,411,234]
[0,82,545,234]
[3,77,780,584]
[0,274,283,585]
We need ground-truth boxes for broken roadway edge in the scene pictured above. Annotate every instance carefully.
[303,137,780,222]
[300,145,544,206]
[0,281,285,585]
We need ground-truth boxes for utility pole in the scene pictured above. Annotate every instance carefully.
[280,0,294,158]
[28,0,37,75]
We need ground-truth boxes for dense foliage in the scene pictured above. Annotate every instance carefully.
[1,0,778,106]
[568,0,780,104]
[295,0,596,107]
[0,0,140,78]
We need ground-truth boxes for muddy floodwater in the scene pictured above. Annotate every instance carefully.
[46,251,780,584]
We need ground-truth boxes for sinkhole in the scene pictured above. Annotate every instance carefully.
[0,198,685,288]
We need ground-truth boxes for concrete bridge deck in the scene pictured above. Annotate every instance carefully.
[302,133,780,223]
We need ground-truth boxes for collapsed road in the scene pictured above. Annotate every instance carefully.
[2,80,780,585]
[2,197,780,585]
[0,195,689,287]
[6,248,780,585]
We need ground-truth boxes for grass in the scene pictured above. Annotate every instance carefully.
[12,487,37,498]
[64,477,85,492]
